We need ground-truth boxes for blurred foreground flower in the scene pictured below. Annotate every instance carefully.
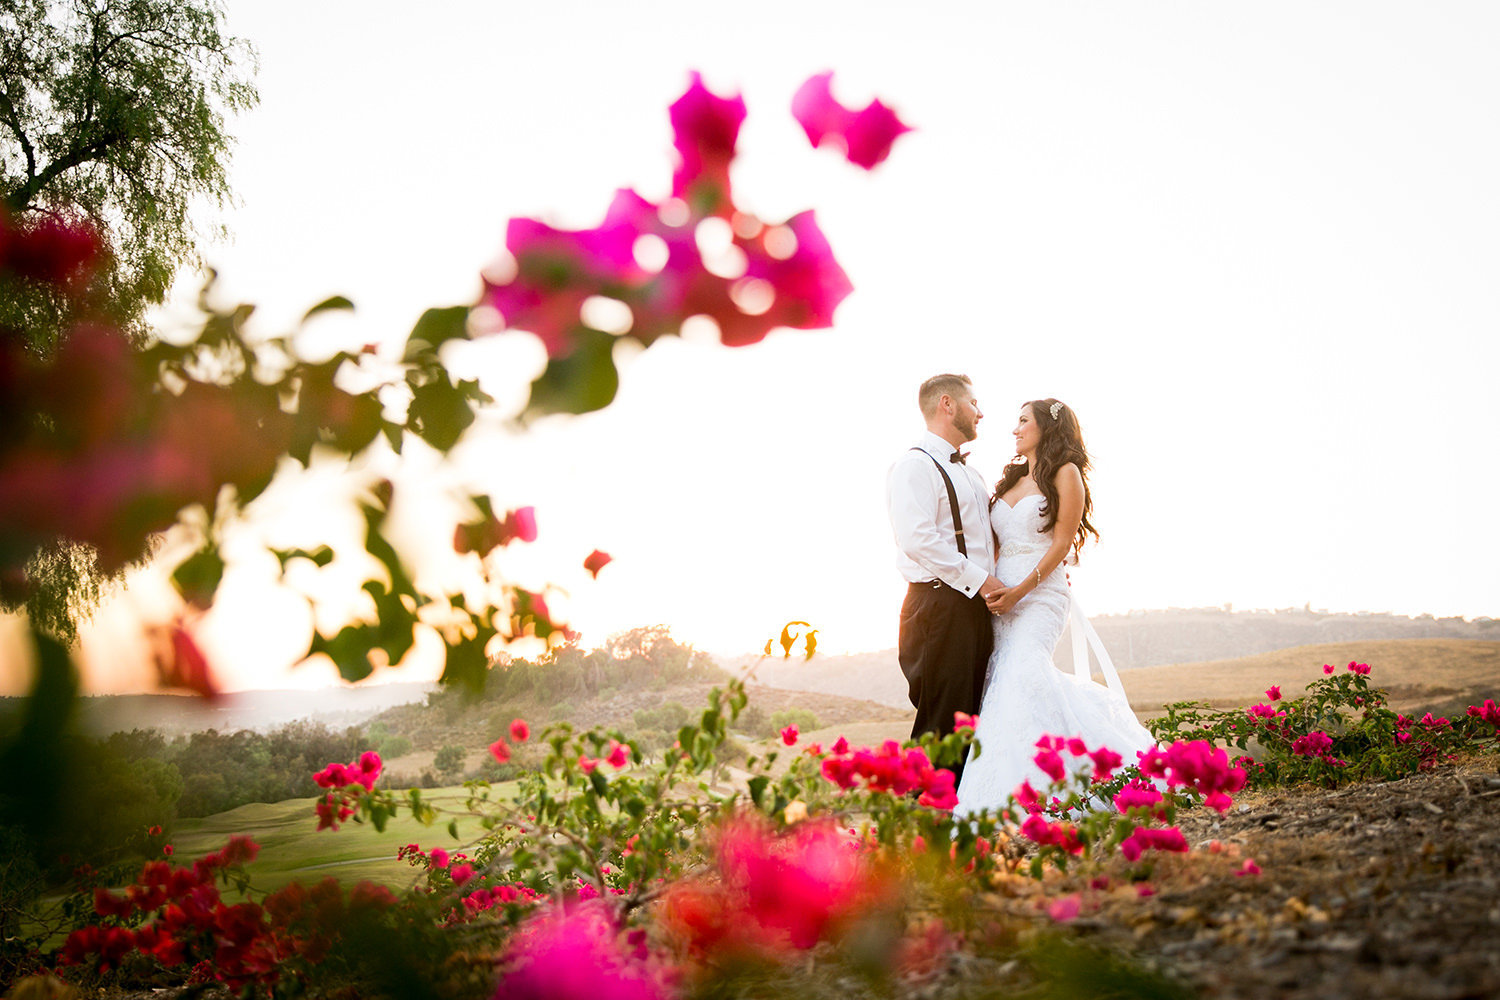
[493,903,670,1000]
[792,71,913,169]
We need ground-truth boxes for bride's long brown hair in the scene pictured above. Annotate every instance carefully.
[991,399,1100,553]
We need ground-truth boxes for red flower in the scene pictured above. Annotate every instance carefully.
[450,863,475,885]
[1237,858,1262,877]
[490,739,512,764]
[1323,663,1335,674]
[791,72,912,170]
[952,711,977,731]
[3,213,100,286]
[780,725,799,746]
[429,848,450,869]
[510,718,531,742]
[583,548,613,578]
[154,624,221,701]
[1266,685,1282,701]
[831,736,849,755]
[162,845,174,857]
[148,825,163,837]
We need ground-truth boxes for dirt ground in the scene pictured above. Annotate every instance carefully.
[1129,749,1500,999]
[959,748,1500,1000]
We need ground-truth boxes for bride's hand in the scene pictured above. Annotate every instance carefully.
[984,585,1011,613]
[993,586,1025,615]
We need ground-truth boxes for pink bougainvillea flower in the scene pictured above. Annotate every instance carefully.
[1088,746,1123,781]
[715,816,885,951]
[510,507,538,543]
[579,755,599,775]
[1236,858,1262,877]
[1323,663,1335,674]
[669,71,747,215]
[1291,731,1333,758]
[1118,826,1190,862]
[583,549,613,578]
[1347,661,1371,675]
[482,213,644,357]
[1033,747,1066,783]
[1046,894,1082,923]
[494,903,669,1000]
[1266,685,1282,701]
[791,72,912,170]
[831,736,849,755]
[450,863,475,885]
[606,740,630,770]
[148,825,163,837]
[729,210,853,345]
[510,718,531,742]
[1014,780,1044,814]
[780,725,799,746]
[953,711,977,731]
[429,848,450,870]
[490,740,512,764]
[162,845,174,857]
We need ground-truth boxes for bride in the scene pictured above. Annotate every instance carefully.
[955,398,1156,815]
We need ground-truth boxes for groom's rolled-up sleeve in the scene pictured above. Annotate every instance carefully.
[887,457,990,598]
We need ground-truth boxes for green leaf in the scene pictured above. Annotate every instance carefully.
[747,775,769,808]
[171,545,225,606]
[407,373,478,451]
[302,295,355,321]
[523,328,619,417]
[447,819,459,840]
[404,306,472,360]
[271,545,335,570]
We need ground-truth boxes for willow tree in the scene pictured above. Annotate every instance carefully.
[0,0,258,351]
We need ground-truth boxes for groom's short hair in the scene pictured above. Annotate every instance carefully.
[919,374,972,417]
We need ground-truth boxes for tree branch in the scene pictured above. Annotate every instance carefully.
[0,87,37,187]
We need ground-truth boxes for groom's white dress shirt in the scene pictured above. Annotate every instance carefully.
[887,430,995,598]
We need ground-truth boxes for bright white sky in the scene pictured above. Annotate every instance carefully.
[49,1,1500,693]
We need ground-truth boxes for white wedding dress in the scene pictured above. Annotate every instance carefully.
[954,494,1157,816]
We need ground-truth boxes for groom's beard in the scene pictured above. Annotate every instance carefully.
[954,413,978,442]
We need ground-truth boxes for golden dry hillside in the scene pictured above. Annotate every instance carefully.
[1123,638,1500,719]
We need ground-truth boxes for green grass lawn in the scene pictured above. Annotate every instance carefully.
[169,782,521,897]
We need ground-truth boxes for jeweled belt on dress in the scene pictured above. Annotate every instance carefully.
[998,543,1047,558]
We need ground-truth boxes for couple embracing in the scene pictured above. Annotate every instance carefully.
[887,374,1155,816]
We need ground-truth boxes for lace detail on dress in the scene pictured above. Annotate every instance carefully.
[955,493,1157,816]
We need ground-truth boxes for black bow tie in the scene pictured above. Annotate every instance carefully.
[949,451,968,465]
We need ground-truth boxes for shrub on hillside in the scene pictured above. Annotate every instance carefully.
[770,708,820,738]
[633,702,690,732]
[378,735,412,760]
[434,745,466,776]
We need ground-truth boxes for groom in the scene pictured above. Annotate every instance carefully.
[886,374,1006,785]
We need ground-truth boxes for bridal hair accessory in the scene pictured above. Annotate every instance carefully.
[1049,401,1063,420]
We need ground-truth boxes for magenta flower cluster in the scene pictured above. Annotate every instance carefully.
[482,72,884,360]
[820,738,959,810]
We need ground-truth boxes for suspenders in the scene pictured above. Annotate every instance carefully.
[911,448,967,556]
